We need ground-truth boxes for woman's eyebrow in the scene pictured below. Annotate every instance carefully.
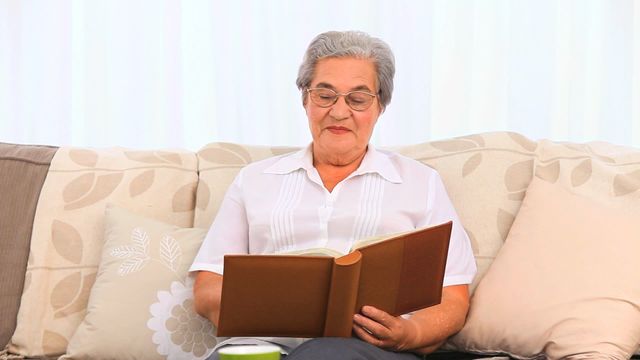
[351,85,373,92]
[314,82,335,90]
[315,82,373,92]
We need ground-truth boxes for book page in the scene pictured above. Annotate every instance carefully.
[351,228,415,250]
[277,228,424,257]
[277,247,343,258]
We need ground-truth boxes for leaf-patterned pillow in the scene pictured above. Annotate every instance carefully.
[62,205,223,360]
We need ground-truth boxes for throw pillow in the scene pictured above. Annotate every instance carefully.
[449,140,640,358]
[0,142,57,347]
[61,205,222,360]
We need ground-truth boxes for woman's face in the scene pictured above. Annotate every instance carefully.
[304,57,381,163]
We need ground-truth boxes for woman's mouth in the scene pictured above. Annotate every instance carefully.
[326,126,350,134]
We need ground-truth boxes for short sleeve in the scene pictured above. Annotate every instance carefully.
[421,172,477,287]
[189,171,249,275]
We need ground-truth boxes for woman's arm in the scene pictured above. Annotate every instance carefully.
[193,271,224,327]
[352,284,470,354]
[191,174,247,327]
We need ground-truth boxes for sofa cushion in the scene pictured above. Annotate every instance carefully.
[194,132,537,292]
[449,139,640,358]
[393,132,537,292]
[8,147,198,357]
[62,205,219,360]
[0,143,58,348]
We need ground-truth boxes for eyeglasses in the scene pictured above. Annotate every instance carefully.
[306,88,377,111]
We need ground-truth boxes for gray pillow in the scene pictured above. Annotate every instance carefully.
[0,142,58,347]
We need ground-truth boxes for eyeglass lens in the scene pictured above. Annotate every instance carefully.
[308,89,374,111]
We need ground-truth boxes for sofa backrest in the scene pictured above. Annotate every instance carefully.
[7,132,639,359]
[9,131,639,359]
[194,132,538,292]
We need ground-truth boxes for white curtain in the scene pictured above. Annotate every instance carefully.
[1,0,639,150]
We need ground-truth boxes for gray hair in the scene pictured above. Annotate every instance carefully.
[296,31,395,110]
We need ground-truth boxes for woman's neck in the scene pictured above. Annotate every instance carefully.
[312,145,367,192]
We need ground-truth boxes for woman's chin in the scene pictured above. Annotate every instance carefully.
[318,141,355,153]
[316,144,367,164]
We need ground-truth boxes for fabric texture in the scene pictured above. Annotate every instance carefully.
[8,146,198,357]
[0,142,58,348]
[195,132,538,292]
[448,139,640,358]
[190,144,476,287]
[61,205,219,360]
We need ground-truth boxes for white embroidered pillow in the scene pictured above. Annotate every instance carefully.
[62,205,223,359]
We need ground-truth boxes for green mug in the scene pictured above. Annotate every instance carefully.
[218,345,282,360]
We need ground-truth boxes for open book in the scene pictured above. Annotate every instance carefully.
[216,221,452,338]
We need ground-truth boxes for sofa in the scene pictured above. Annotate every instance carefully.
[2,131,640,360]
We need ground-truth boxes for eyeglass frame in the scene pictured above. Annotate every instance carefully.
[305,87,378,111]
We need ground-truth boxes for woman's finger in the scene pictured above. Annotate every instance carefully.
[352,324,388,348]
[353,313,389,336]
[361,306,396,328]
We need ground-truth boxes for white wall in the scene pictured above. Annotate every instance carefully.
[1,0,639,150]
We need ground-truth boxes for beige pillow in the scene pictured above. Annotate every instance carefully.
[449,140,640,358]
[62,205,222,360]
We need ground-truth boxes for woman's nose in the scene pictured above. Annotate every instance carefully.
[329,96,351,120]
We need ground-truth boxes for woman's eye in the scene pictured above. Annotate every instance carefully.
[349,95,368,104]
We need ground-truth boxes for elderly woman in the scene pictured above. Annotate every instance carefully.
[191,31,476,359]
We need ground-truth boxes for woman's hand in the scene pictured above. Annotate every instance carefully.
[352,306,418,351]
[352,285,470,354]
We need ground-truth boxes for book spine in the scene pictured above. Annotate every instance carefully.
[322,251,362,337]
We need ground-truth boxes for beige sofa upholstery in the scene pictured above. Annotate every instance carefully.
[1,132,639,359]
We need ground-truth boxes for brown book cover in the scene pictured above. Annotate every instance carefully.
[216,221,452,338]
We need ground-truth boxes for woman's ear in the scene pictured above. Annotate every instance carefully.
[302,92,309,112]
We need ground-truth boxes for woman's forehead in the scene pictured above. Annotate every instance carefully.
[311,57,377,91]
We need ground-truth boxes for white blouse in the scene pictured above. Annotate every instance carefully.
[190,144,476,287]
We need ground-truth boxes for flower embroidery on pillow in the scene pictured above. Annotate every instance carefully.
[147,278,220,359]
